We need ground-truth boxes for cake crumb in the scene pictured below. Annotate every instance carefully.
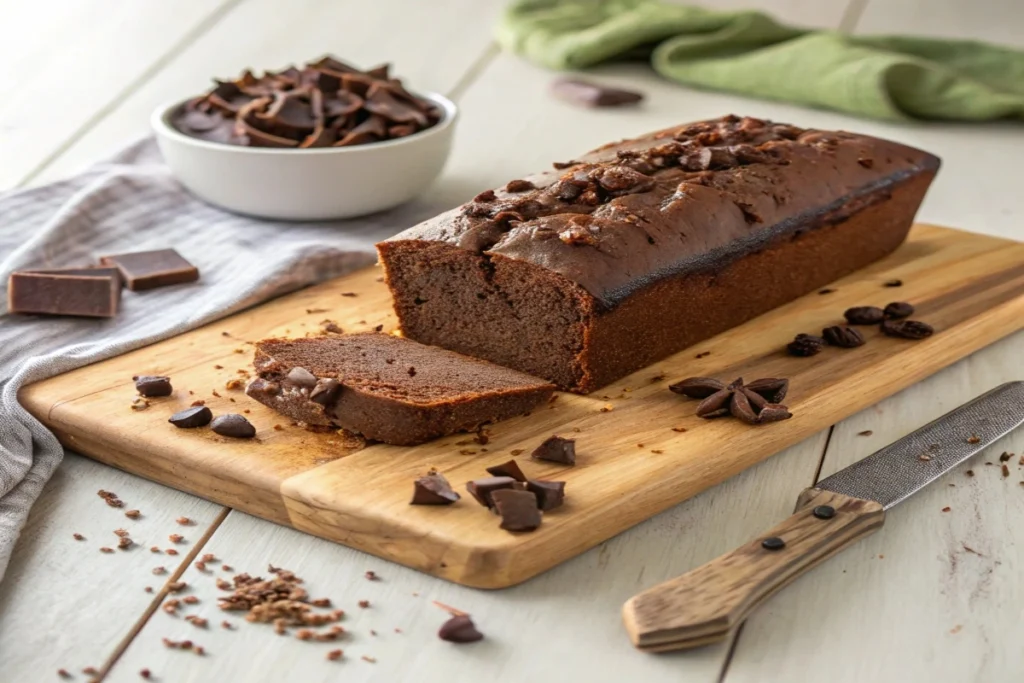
[942,506,951,512]
[341,292,357,297]
[176,517,192,525]
[327,649,343,661]
[361,655,376,663]
[125,509,141,519]
[967,434,980,444]
[73,533,85,541]
[358,600,370,608]
[671,427,686,433]
[599,404,613,412]
[365,570,379,581]
[858,430,873,436]
[695,351,711,359]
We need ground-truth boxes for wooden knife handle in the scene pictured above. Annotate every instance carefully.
[622,488,885,652]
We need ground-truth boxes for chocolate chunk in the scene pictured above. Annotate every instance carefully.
[526,479,565,511]
[492,489,542,531]
[411,471,460,505]
[822,325,866,348]
[100,249,199,291]
[550,78,644,108]
[881,319,934,340]
[438,614,483,643]
[286,367,317,388]
[844,306,885,325]
[135,375,172,397]
[669,377,725,398]
[169,406,213,428]
[530,436,576,465]
[884,301,914,319]
[210,414,256,439]
[485,459,527,482]
[465,476,517,508]
[309,378,340,405]
[8,269,121,318]
[787,333,824,357]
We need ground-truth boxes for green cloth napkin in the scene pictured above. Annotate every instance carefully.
[496,0,1024,121]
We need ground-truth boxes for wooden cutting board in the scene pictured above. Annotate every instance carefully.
[20,224,1024,588]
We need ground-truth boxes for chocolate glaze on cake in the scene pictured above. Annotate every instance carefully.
[245,333,554,445]
[377,115,940,392]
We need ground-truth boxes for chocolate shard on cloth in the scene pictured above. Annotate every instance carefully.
[244,333,554,446]
[171,56,441,149]
[411,471,460,505]
[491,489,543,531]
[8,268,122,318]
[530,436,576,465]
[100,249,199,291]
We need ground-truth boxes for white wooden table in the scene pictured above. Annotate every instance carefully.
[2,0,1022,681]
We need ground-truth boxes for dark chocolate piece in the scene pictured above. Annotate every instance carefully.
[135,375,172,397]
[100,249,199,291]
[466,476,517,508]
[550,78,644,108]
[526,479,565,511]
[210,414,256,438]
[8,269,121,318]
[491,489,542,531]
[438,615,483,643]
[530,436,576,465]
[411,471,460,505]
[485,459,527,482]
[169,406,213,428]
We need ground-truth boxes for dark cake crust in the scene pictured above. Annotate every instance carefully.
[378,115,940,393]
[245,333,554,445]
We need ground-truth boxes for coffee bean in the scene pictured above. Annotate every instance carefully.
[787,333,824,357]
[883,301,914,319]
[822,325,865,348]
[210,414,256,439]
[844,306,885,325]
[881,319,934,340]
[135,375,172,397]
[168,406,212,429]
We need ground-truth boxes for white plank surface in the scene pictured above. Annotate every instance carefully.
[0,0,240,190]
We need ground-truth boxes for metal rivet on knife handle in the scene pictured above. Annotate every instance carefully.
[761,537,786,551]
[812,505,836,519]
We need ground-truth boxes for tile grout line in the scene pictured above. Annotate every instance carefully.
[96,506,231,681]
[15,0,249,190]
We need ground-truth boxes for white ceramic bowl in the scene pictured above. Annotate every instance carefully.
[152,93,457,220]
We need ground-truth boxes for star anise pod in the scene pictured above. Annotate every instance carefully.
[672,376,792,425]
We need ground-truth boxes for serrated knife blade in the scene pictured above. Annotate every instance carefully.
[624,382,1024,652]
[815,381,1024,509]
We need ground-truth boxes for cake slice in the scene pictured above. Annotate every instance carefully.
[245,333,555,445]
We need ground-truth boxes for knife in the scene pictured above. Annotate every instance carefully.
[622,381,1024,653]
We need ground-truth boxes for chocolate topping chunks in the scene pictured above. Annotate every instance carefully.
[8,269,121,318]
[100,249,199,291]
[411,472,460,505]
[485,459,527,482]
[438,615,484,643]
[169,406,213,428]
[210,414,256,439]
[531,436,576,465]
[466,476,517,508]
[551,78,644,108]
[491,489,542,531]
[173,56,440,148]
[135,375,172,397]
[526,480,565,511]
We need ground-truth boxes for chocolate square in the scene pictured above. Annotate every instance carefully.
[8,269,121,318]
[100,249,199,291]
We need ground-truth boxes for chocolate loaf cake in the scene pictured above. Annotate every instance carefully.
[377,115,940,393]
[245,333,554,445]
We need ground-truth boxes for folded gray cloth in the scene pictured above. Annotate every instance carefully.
[0,138,412,582]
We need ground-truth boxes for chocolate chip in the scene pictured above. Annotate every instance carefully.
[844,306,885,325]
[286,367,317,388]
[550,78,643,108]
[465,476,517,508]
[531,436,576,465]
[438,614,483,643]
[473,189,496,202]
[309,378,340,405]
[169,406,213,429]
[135,375,172,397]
[485,459,527,482]
[669,376,726,398]
[491,489,542,531]
[787,333,824,357]
[883,301,914,319]
[822,325,865,348]
[411,472,460,505]
[210,414,256,439]
[525,479,565,511]
[881,319,934,340]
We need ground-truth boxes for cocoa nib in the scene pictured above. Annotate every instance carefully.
[676,376,793,425]
[844,306,885,325]
[881,319,934,340]
[822,325,865,348]
[787,333,824,357]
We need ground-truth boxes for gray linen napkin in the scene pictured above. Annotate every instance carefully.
[0,137,430,582]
